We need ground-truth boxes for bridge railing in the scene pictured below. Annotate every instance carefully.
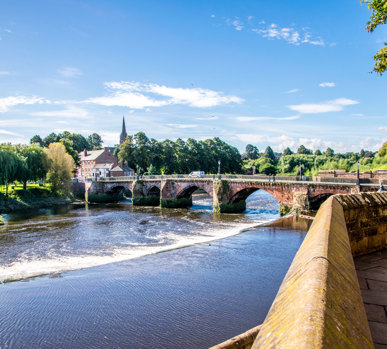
[95,174,385,186]
[96,174,315,182]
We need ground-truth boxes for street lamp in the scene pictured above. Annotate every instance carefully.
[218,160,221,180]
[136,164,139,179]
[356,161,360,186]
[299,162,302,180]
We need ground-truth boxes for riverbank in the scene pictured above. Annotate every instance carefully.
[0,187,75,214]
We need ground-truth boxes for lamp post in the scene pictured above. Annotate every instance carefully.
[136,164,139,180]
[218,160,221,180]
[356,161,360,186]
[299,162,302,180]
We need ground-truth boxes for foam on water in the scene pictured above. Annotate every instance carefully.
[0,220,275,283]
[0,190,280,283]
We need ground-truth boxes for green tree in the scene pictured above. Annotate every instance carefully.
[282,147,293,156]
[18,144,49,190]
[87,133,103,149]
[378,141,387,157]
[245,144,259,160]
[297,145,312,155]
[263,146,276,161]
[60,138,80,166]
[325,147,334,157]
[362,0,387,75]
[0,144,21,196]
[45,143,75,194]
[118,136,136,169]
[43,133,60,147]
[314,149,322,156]
[30,135,44,146]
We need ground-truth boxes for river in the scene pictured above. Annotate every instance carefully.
[0,191,309,348]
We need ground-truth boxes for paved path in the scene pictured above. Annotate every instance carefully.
[355,249,387,348]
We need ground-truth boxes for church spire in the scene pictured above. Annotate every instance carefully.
[120,116,128,145]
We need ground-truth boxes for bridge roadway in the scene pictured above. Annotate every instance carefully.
[88,174,382,213]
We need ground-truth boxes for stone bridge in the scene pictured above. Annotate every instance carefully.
[86,176,380,213]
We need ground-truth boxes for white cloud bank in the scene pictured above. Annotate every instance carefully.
[86,81,244,109]
[288,98,358,114]
[0,96,48,113]
[235,133,382,153]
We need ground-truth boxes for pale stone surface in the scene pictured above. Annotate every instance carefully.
[355,249,387,346]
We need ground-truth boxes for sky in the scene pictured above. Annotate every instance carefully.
[0,0,386,153]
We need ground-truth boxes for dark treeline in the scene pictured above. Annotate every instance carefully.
[30,131,103,166]
[118,132,242,174]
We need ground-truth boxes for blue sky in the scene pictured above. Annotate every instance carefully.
[0,0,386,153]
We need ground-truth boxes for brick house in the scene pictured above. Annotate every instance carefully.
[110,164,134,177]
[78,147,117,180]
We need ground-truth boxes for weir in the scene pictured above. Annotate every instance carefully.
[85,175,381,214]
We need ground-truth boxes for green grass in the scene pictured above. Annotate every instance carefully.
[0,182,51,195]
[0,183,73,214]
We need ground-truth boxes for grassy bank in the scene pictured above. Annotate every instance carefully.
[0,185,74,214]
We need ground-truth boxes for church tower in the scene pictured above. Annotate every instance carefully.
[120,116,128,145]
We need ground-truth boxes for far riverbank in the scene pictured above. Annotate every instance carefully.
[0,186,76,214]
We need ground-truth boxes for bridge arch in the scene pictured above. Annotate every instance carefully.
[106,184,132,195]
[176,184,212,200]
[146,185,161,197]
[229,186,284,204]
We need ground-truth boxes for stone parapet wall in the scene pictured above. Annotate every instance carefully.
[335,192,387,256]
[251,196,373,348]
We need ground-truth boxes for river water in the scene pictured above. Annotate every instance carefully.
[0,191,308,348]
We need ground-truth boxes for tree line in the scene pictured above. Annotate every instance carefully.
[0,143,74,196]
[242,143,387,176]
[117,132,243,175]
[30,131,103,166]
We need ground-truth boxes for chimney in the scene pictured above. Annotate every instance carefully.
[83,149,87,157]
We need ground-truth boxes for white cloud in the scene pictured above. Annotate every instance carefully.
[285,88,300,94]
[288,98,359,114]
[210,14,215,18]
[167,123,198,129]
[0,96,48,113]
[378,126,387,132]
[352,113,364,117]
[99,131,120,146]
[235,134,267,144]
[0,129,22,137]
[236,115,299,121]
[252,23,324,46]
[319,82,335,87]
[30,106,90,118]
[359,137,382,151]
[87,91,168,109]
[58,67,82,78]
[86,81,244,109]
[232,19,244,31]
[0,71,10,76]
